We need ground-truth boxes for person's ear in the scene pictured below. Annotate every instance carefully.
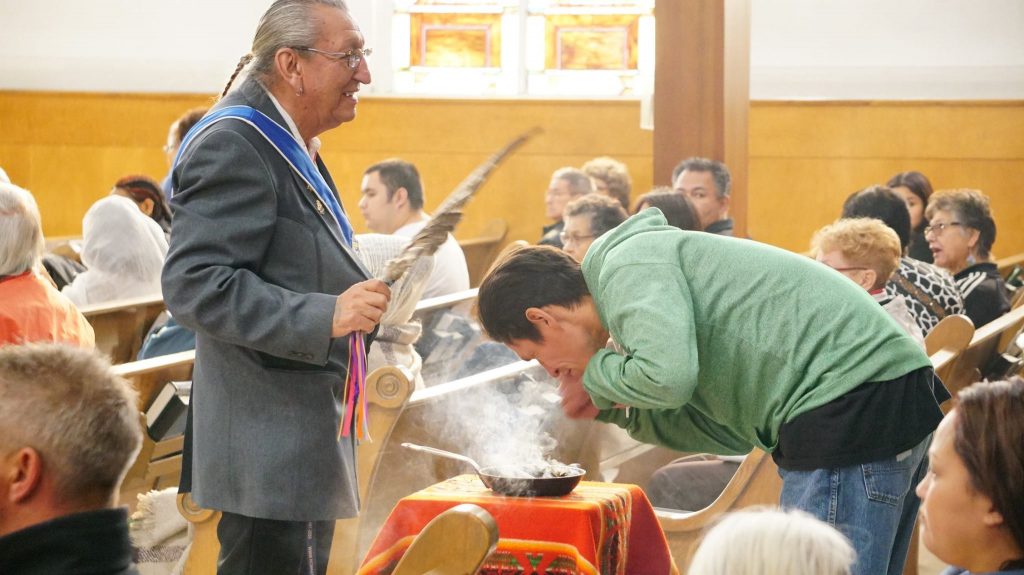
[982,504,1005,528]
[391,187,408,209]
[274,48,305,96]
[139,198,155,217]
[966,228,981,251]
[4,448,43,504]
[719,194,731,215]
[524,307,557,331]
[859,269,878,291]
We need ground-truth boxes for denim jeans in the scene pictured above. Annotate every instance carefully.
[779,435,931,575]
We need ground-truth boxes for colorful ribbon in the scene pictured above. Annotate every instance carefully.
[339,331,370,442]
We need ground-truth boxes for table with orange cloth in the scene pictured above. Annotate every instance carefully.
[358,475,677,575]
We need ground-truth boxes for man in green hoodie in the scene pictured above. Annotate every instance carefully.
[477,209,949,575]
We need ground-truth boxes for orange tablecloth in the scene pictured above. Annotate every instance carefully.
[358,475,677,575]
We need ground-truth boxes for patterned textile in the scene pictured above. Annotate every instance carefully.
[886,257,966,335]
[358,475,676,575]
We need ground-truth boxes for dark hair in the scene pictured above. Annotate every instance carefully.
[887,171,934,232]
[954,377,1024,570]
[172,107,209,146]
[925,189,997,259]
[364,159,424,210]
[476,246,589,343]
[671,157,731,198]
[581,156,632,210]
[564,194,627,238]
[113,175,172,228]
[633,187,701,231]
[840,185,911,252]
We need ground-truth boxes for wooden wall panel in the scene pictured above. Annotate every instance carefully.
[748,101,1024,256]
[0,91,1021,259]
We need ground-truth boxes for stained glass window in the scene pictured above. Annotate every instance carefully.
[392,0,653,96]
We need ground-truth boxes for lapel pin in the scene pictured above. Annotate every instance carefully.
[315,199,325,215]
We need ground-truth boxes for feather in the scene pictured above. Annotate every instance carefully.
[379,127,541,285]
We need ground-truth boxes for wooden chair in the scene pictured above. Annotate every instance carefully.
[81,294,166,364]
[654,449,783,572]
[940,304,1024,404]
[924,314,975,383]
[115,351,195,510]
[457,219,507,287]
[390,504,498,575]
[176,364,415,575]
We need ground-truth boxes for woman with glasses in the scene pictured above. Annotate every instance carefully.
[925,189,1010,327]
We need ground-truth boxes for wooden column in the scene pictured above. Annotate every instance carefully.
[654,0,750,236]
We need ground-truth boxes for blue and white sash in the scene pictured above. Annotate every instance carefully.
[173,105,354,246]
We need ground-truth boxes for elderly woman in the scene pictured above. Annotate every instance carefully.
[925,189,1010,327]
[688,507,855,575]
[0,182,94,346]
[62,194,168,307]
[888,171,935,263]
[916,377,1024,574]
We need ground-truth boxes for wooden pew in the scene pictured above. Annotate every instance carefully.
[924,314,975,383]
[940,304,1024,404]
[114,351,195,511]
[654,449,783,571]
[177,364,416,575]
[80,294,166,364]
[996,252,1024,279]
[390,504,499,575]
[457,218,507,287]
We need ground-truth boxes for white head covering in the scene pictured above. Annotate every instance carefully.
[353,233,434,390]
[63,195,168,306]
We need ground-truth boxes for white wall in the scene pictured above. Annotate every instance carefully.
[1,0,1021,99]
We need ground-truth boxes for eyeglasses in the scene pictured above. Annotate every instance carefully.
[293,46,371,69]
[560,232,595,244]
[923,222,964,236]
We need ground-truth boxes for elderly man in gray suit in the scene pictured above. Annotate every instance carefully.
[161,1,389,573]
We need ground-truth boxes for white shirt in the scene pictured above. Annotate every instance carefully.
[394,219,470,299]
[874,291,927,350]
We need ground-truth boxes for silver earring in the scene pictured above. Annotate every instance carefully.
[297,87,304,96]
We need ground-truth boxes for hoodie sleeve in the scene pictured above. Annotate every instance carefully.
[597,406,754,455]
[582,261,700,410]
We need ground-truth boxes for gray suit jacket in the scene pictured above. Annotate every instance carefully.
[162,77,372,521]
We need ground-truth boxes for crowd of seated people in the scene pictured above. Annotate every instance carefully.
[3,121,1021,575]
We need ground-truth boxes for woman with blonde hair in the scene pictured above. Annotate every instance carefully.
[688,507,856,575]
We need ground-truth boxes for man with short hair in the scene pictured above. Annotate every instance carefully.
[358,159,469,298]
[0,344,142,574]
[539,167,594,248]
[672,157,733,235]
[161,1,390,572]
[476,209,949,575]
[560,194,627,262]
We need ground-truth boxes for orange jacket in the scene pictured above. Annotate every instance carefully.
[0,271,95,348]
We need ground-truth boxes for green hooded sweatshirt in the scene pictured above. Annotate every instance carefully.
[584,209,931,455]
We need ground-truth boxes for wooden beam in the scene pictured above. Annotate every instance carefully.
[654,0,750,236]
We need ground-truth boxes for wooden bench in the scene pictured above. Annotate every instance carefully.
[390,504,499,575]
[114,351,195,510]
[176,364,416,575]
[81,294,166,364]
[940,304,1024,404]
[996,252,1024,279]
[457,218,507,287]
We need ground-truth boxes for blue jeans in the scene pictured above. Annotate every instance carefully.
[779,435,931,575]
